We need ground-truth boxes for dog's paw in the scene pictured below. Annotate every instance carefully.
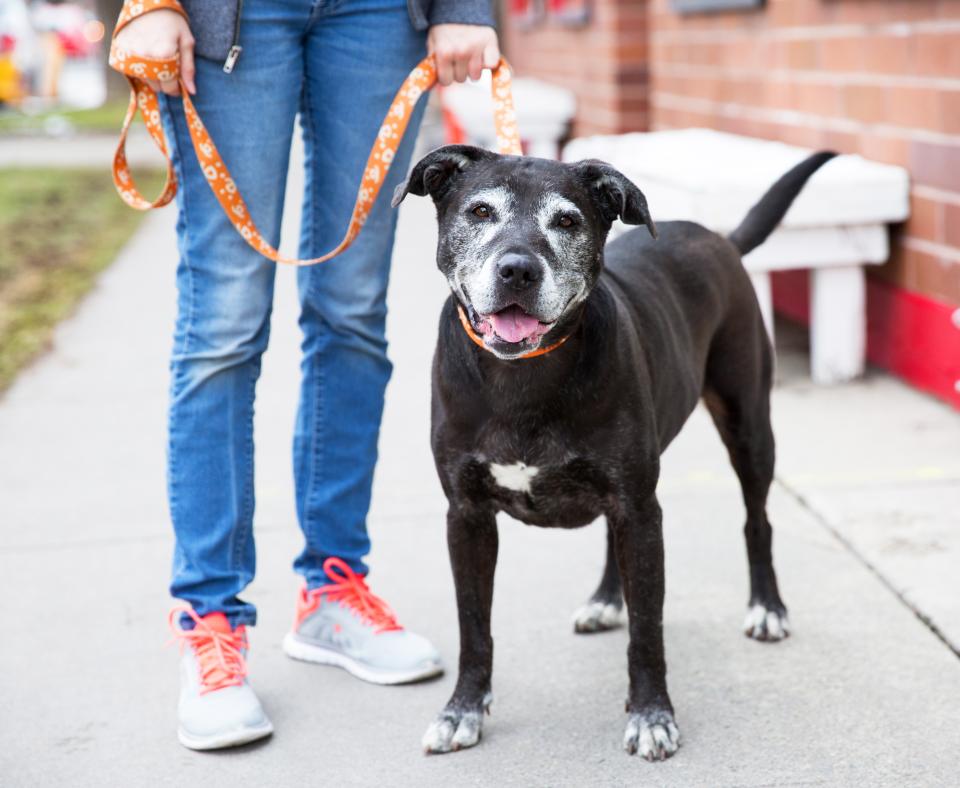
[743,603,790,642]
[572,599,623,634]
[422,695,492,754]
[623,710,680,761]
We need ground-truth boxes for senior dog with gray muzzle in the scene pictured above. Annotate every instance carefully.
[393,146,835,761]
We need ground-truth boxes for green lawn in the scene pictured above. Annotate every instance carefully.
[0,167,163,391]
[0,99,131,135]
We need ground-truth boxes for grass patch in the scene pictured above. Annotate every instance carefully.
[0,167,163,392]
[0,99,131,135]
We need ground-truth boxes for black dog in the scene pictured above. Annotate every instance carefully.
[393,146,835,760]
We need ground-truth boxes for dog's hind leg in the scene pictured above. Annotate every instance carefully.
[703,314,789,642]
[572,521,624,633]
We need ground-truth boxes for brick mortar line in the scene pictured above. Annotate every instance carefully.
[654,62,960,92]
[913,184,960,205]
[650,18,960,43]
[775,476,960,661]
[902,235,960,263]
[651,91,960,147]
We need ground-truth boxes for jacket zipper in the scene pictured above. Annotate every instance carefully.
[222,0,244,73]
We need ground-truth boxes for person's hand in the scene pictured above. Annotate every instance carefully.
[427,24,500,86]
[113,8,196,96]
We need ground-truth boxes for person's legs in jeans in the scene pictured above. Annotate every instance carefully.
[165,0,308,627]
[281,0,441,682]
[292,0,428,586]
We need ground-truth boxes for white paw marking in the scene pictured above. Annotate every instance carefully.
[572,600,622,633]
[422,698,491,754]
[489,461,539,493]
[422,717,457,753]
[623,712,680,761]
[450,712,482,749]
[743,604,791,642]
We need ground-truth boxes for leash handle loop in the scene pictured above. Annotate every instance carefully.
[109,0,523,266]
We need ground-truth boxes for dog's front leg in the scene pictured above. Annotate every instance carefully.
[422,503,498,754]
[612,494,681,761]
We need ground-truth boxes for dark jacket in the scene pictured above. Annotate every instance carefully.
[181,0,495,65]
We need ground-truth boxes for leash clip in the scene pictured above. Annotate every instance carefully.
[222,45,243,74]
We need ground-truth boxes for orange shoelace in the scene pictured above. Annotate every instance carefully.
[303,557,402,633]
[168,606,249,694]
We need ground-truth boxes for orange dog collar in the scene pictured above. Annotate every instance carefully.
[109,0,523,267]
[456,305,572,360]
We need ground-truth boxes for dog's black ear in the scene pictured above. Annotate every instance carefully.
[392,145,496,208]
[573,160,657,239]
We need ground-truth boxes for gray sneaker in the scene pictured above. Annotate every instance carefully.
[170,608,273,750]
[282,558,443,685]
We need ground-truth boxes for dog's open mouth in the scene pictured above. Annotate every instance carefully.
[470,304,553,345]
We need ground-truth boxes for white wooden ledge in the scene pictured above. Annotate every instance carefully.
[563,129,910,384]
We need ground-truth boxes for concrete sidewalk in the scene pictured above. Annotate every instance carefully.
[1,138,959,786]
[0,129,166,169]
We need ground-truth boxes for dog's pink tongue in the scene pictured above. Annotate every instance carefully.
[488,305,542,344]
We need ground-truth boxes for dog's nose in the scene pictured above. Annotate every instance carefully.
[496,253,542,290]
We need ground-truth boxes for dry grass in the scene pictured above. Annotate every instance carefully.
[0,167,163,391]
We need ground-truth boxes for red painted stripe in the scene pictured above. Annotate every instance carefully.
[865,279,960,410]
[772,271,960,410]
[771,269,808,326]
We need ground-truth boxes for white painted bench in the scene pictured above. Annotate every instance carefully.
[563,129,910,384]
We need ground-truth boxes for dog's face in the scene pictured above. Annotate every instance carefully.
[393,146,656,360]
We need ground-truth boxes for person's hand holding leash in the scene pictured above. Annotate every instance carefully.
[113,8,196,96]
[110,1,521,256]
[115,15,493,95]
[428,24,500,86]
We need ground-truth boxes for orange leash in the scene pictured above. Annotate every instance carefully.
[108,0,523,267]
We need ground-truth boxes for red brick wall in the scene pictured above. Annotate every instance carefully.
[648,0,960,307]
[497,0,960,401]
[501,1,650,136]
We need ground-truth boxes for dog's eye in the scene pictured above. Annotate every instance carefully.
[556,214,577,229]
[472,204,492,219]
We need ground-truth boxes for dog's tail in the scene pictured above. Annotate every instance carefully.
[728,151,837,256]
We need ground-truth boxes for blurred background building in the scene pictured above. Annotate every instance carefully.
[0,0,106,109]
[500,0,960,408]
[1,0,957,409]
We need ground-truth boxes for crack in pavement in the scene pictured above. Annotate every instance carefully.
[775,475,960,661]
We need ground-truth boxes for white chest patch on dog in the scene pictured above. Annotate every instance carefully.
[489,461,540,493]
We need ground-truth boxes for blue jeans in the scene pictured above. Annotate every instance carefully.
[162,0,427,627]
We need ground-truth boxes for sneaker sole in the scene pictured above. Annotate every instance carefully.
[282,632,444,685]
[177,719,274,751]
